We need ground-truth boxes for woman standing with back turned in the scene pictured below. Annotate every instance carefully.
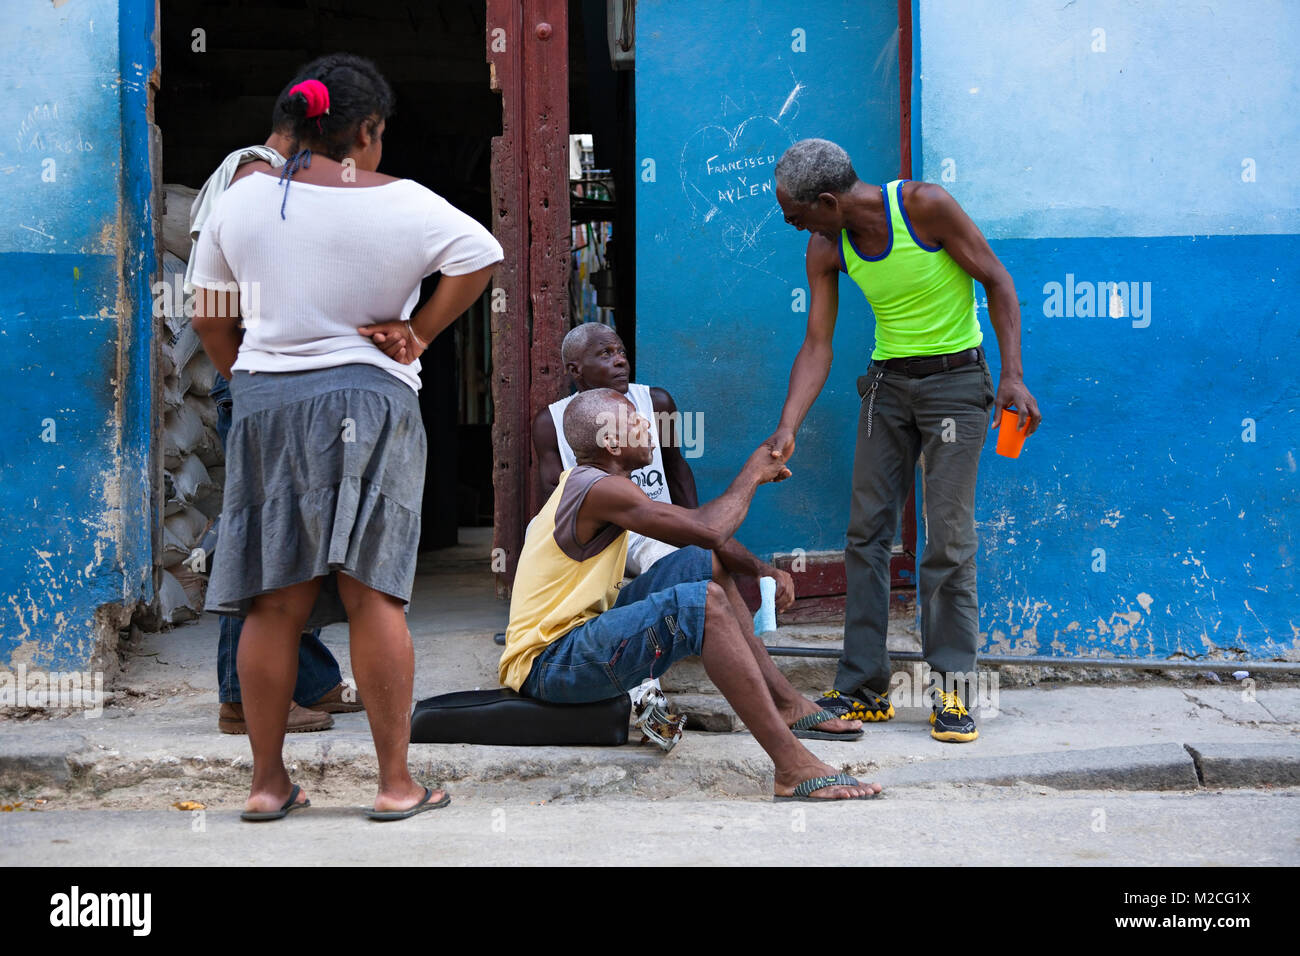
[191,54,502,822]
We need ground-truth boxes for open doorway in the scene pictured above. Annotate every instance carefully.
[569,0,636,368]
[153,0,501,619]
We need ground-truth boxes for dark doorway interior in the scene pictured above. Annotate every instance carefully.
[569,0,636,367]
[157,0,500,552]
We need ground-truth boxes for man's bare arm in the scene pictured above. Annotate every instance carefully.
[532,408,566,500]
[905,182,1041,435]
[766,233,841,460]
[580,445,790,550]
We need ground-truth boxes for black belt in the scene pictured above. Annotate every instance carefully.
[873,346,984,379]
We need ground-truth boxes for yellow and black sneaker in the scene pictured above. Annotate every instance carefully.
[817,688,895,722]
[930,690,978,742]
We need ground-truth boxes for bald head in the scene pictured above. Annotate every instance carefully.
[563,388,633,463]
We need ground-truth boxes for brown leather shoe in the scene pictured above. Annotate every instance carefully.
[218,701,334,735]
[307,682,365,714]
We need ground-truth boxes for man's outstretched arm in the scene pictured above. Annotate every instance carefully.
[580,444,791,553]
[765,233,841,461]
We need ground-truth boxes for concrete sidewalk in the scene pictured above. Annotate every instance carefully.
[2,533,1297,809]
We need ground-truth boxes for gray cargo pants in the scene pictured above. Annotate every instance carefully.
[838,356,995,698]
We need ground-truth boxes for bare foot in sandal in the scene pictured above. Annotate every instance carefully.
[774,758,882,800]
[373,781,446,814]
[244,782,310,817]
[782,697,863,735]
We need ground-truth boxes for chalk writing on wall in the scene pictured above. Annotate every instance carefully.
[679,111,795,274]
[15,104,94,154]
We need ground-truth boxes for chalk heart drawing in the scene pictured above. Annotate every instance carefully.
[680,115,794,257]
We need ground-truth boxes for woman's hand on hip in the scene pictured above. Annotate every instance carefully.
[358,320,426,365]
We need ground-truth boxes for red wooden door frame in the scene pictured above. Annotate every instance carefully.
[487,0,571,595]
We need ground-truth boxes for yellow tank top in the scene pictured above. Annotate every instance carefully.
[498,466,630,691]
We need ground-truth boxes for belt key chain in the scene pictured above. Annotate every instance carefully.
[865,367,886,438]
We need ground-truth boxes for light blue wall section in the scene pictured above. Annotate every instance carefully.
[918,0,1300,238]
[1,0,123,253]
[0,0,156,669]
[917,1,1299,659]
[636,0,899,558]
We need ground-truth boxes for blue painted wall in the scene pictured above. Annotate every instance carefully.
[637,0,1299,660]
[0,0,156,670]
[636,0,900,557]
[918,0,1300,661]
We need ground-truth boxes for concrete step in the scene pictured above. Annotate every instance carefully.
[666,693,739,732]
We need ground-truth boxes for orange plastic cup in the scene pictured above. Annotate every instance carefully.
[995,407,1030,458]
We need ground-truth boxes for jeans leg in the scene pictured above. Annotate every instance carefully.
[218,614,242,703]
[914,361,995,683]
[213,374,232,448]
[841,367,920,697]
[292,629,344,705]
[214,376,239,701]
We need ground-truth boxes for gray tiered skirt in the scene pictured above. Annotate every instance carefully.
[204,363,426,628]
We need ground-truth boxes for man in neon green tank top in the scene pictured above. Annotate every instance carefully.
[768,138,1042,743]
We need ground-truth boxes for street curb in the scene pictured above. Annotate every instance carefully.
[3,732,1298,800]
[866,743,1201,791]
[1184,741,1300,788]
[0,750,75,789]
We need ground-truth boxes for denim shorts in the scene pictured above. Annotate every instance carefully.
[521,545,713,703]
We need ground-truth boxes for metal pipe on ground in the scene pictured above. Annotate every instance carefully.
[763,646,1300,674]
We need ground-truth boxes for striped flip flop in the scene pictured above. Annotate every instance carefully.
[774,772,879,802]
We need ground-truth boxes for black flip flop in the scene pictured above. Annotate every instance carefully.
[240,784,310,822]
[365,786,451,822]
[791,708,865,741]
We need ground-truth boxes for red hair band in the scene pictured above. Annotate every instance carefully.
[288,79,330,119]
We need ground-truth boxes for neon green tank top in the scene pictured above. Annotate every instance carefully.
[840,179,981,360]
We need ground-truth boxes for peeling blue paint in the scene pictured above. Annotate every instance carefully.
[974,235,1298,660]
[0,0,156,669]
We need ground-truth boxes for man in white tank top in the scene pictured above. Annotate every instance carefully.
[532,325,793,603]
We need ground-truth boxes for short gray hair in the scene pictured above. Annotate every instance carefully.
[774,138,859,203]
[563,388,630,462]
[561,322,621,367]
